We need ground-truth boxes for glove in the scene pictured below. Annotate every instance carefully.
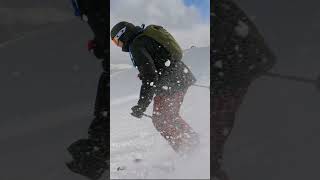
[131,105,146,118]
[87,39,106,59]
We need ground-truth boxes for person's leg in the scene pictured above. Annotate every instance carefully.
[212,88,248,180]
[152,90,199,154]
[67,60,109,180]
[93,59,109,118]
[89,69,109,147]
[87,62,109,171]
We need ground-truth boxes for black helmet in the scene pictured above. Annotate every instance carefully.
[111,21,142,52]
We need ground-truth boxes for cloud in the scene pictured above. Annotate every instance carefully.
[111,0,202,30]
[110,0,209,63]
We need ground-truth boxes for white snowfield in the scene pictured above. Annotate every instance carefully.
[110,46,210,179]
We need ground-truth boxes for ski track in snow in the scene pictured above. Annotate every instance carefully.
[111,94,139,106]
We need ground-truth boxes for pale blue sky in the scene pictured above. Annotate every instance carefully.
[183,0,210,21]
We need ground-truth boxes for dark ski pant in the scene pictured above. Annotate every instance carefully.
[67,59,109,180]
[152,89,199,154]
[89,59,109,150]
[212,87,248,180]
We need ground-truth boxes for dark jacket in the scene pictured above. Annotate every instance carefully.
[128,31,196,108]
[212,0,276,94]
[80,0,108,59]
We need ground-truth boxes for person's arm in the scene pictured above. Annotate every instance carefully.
[130,38,158,109]
[78,0,108,59]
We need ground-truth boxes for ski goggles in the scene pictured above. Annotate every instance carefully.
[71,0,81,17]
[111,27,126,46]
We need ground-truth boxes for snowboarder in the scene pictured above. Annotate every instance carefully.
[111,21,200,155]
[66,0,109,179]
[212,0,277,179]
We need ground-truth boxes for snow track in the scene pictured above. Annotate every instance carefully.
[111,94,139,106]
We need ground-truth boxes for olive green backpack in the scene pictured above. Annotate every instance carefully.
[139,25,183,61]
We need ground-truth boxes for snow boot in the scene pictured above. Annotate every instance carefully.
[66,138,109,180]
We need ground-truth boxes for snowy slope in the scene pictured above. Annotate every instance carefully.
[110,46,210,179]
[0,19,99,180]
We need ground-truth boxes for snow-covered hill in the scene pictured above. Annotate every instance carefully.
[110,46,210,179]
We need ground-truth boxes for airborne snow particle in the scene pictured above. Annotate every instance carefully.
[249,65,256,70]
[82,15,88,22]
[93,146,100,151]
[165,60,171,67]
[183,68,189,73]
[235,20,249,38]
[162,86,169,90]
[150,82,154,86]
[184,133,191,138]
[214,61,223,68]
[102,111,108,117]
[235,45,240,51]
